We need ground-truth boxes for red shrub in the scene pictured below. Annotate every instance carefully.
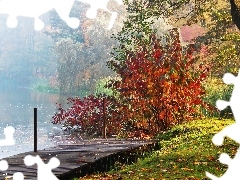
[52,94,124,137]
[110,30,213,134]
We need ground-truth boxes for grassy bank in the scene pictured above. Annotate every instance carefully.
[76,118,237,180]
[33,84,59,93]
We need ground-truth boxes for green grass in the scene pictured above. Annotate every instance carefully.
[78,118,238,180]
[33,84,59,93]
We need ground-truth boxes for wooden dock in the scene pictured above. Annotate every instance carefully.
[0,139,159,180]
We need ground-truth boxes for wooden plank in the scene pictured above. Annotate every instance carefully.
[0,139,158,180]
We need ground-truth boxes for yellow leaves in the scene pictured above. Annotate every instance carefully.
[181,167,194,172]
[141,168,147,172]
[147,82,154,88]
[194,161,201,165]
[127,170,134,174]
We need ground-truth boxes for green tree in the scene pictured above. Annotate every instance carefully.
[47,2,127,96]
[0,16,56,87]
[54,38,83,95]
[109,0,240,78]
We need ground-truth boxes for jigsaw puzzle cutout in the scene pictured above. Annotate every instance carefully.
[206,149,240,180]
[0,154,60,180]
[0,160,8,171]
[0,126,15,146]
[0,126,24,180]
[13,172,25,180]
[0,126,60,179]
[0,0,123,31]
[0,0,79,31]
[5,172,25,180]
[24,155,60,180]
[206,70,240,179]
[78,0,123,29]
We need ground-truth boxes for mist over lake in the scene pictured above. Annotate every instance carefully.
[0,85,64,158]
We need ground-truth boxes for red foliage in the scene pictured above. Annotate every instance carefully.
[199,44,209,57]
[52,29,213,138]
[111,30,213,134]
[52,94,124,136]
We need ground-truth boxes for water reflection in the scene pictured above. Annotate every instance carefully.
[0,86,65,158]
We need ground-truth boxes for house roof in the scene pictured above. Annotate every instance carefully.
[179,24,207,43]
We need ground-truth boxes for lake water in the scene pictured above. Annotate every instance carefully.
[0,86,75,159]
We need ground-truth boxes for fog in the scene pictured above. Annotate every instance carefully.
[0,2,126,157]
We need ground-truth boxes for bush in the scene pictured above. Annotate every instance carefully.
[52,94,125,137]
[107,30,213,134]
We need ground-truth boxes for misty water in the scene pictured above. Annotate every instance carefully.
[0,4,119,158]
[0,86,72,159]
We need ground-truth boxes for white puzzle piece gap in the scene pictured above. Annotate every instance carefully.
[24,155,60,180]
[5,172,25,180]
[0,160,8,171]
[0,0,79,31]
[0,126,15,146]
[206,149,240,180]
[206,69,240,179]
[13,172,24,180]
[0,0,123,31]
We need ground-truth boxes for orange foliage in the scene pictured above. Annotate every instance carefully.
[110,29,213,134]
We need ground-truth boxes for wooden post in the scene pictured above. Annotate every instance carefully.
[34,108,37,152]
[102,97,106,139]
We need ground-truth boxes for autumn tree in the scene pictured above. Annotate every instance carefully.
[107,0,240,120]
[111,0,240,78]
[108,29,212,134]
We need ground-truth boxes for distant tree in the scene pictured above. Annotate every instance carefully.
[43,2,86,43]
[48,1,127,96]
[111,0,240,78]
[54,38,83,95]
[0,16,56,86]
